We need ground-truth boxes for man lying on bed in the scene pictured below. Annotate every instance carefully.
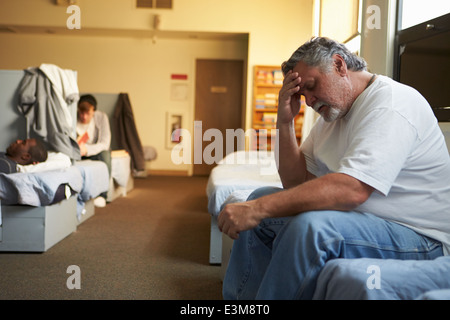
[218,37,450,300]
[0,138,48,174]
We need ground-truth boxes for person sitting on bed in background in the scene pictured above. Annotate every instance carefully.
[77,94,111,207]
[0,138,48,174]
[218,36,450,300]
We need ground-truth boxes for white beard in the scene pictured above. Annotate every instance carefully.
[313,101,343,122]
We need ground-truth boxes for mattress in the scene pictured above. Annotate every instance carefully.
[0,166,83,207]
[0,160,109,222]
[206,151,282,217]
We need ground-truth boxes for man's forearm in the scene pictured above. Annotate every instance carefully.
[218,172,373,240]
[257,172,374,220]
[276,120,307,188]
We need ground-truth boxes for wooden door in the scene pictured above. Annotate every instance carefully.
[194,59,244,176]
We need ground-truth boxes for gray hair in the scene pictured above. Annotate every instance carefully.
[281,37,367,75]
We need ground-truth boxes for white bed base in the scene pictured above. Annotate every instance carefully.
[0,197,78,252]
[207,151,282,265]
[107,174,134,202]
[209,216,222,264]
[78,198,95,225]
[107,151,134,202]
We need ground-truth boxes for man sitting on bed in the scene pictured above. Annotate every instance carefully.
[77,94,111,207]
[0,138,48,174]
[218,37,450,300]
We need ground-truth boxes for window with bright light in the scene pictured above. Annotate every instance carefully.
[400,0,450,30]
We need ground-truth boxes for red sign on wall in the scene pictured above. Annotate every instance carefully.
[171,74,188,80]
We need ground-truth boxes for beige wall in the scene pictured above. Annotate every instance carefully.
[0,0,313,174]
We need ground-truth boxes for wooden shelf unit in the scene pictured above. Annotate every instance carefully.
[251,65,304,150]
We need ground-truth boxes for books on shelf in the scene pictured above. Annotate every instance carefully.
[262,113,277,123]
[253,66,303,151]
[256,69,283,85]
[273,70,283,84]
[255,93,278,109]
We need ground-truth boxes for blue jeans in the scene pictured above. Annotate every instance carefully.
[222,187,443,300]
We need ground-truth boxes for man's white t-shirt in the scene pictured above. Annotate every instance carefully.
[76,111,111,157]
[301,75,450,255]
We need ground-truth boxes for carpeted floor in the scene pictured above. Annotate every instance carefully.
[0,175,223,300]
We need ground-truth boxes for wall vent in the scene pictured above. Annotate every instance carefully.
[137,0,172,9]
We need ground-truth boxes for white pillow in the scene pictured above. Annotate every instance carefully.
[17,152,72,173]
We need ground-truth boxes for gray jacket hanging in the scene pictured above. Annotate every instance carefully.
[17,67,81,160]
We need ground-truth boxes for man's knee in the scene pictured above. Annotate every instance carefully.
[282,210,348,242]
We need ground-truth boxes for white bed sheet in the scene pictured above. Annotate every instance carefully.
[0,166,83,207]
[74,160,109,218]
[206,151,282,217]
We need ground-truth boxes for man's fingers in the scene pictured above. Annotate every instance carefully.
[283,71,301,86]
[282,70,296,84]
[280,74,301,99]
[219,221,239,239]
[218,209,240,240]
[224,223,239,240]
[229,231,239,240]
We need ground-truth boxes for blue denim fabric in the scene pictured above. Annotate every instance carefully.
[222,187,444,300]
